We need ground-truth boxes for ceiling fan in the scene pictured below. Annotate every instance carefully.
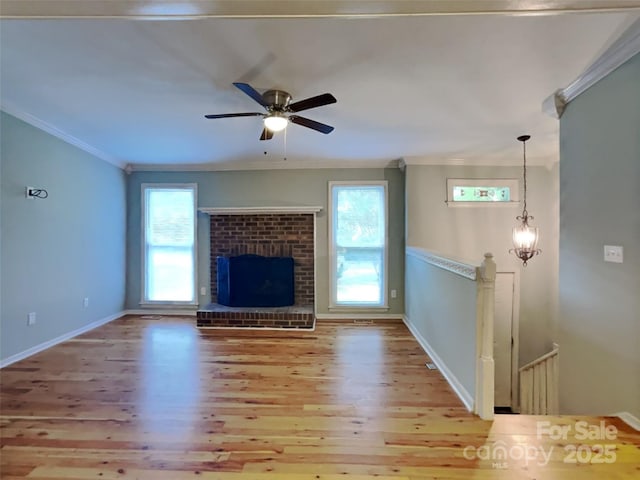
[205,82,337,141]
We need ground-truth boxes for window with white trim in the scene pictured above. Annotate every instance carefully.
[142,184,197,304]
[329,182,388,307]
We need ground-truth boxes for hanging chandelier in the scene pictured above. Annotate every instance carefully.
[510,135,541,266]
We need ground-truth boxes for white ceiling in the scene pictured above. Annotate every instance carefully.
[1,2,639,169]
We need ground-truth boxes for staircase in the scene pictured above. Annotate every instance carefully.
[519,343,559,414]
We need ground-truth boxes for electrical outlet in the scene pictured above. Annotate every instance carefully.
[83,297,89,307]
[391,289,397,299]
[27,312,36,326]
[25,186,34,199]
[200,287,207,296]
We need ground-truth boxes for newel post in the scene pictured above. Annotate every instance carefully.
[476,252,496,420]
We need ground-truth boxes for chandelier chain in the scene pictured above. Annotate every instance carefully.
[522,138,528,217]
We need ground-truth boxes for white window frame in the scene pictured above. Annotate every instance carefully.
[446,178,520,207]
[140,183,198,306]
[328,181,389,310]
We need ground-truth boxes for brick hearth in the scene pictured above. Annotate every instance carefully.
[197,304,314,329]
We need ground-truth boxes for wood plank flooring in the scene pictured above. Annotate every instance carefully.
[1,315,638,479]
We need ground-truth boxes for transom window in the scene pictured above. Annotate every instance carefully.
[329,182,388,308]
[453,186,511,202]
[446,178,519,206]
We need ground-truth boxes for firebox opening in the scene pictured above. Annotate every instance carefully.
[217,254,295,308]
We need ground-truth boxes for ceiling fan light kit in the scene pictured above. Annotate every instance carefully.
[264,114,288,132]
[205,82,336,140]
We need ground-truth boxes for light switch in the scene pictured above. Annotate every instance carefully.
[604,245,623,263]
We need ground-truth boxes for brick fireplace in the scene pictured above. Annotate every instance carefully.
[196,207,321,329]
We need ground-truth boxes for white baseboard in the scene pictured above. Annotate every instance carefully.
[315,313,404,320]
[402,314,475,412]
[125,309,197,316]
[0,311,125,368]
[615,411,640,431]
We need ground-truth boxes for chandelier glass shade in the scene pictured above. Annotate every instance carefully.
[512,215,540,265]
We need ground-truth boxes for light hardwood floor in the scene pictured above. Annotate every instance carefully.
[1,315,638,479]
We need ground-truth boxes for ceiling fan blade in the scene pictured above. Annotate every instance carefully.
[204,112,263,119]
[288,93,337,112]
[233,82,268,107]
[260,128,274,141]
[289,115,334,134]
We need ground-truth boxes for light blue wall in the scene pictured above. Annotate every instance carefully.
[125,168,405,314]
[1,112,127,362]
[559,53,640,417]
[405,253,477,400]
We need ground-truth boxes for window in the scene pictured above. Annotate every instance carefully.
[142,184,197,304]
[329,182,387,308]
[446,178,519,206]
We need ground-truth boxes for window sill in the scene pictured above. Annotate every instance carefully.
[328,305,390,312]
[139,302,199,307]
[445,201,521,208]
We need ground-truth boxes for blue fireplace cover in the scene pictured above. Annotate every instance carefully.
[217,254,295,307]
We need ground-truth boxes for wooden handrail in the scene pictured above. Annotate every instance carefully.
[519,345,559,372]
[519,343,559,415]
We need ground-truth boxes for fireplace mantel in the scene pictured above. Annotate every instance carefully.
[199,206,323,215]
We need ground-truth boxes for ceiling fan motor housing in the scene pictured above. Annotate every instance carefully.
[263,90,291,110]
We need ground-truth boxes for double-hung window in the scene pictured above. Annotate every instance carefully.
[142,184,197,304]
[329,181,388,308]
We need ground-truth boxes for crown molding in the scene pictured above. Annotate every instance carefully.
[542,89,568,119]
[2,1,639,19]
[127,158,400,172]
[1,103,126,169]
[545,17,640,118]
[403,157,478,166]
[401,156,554,167]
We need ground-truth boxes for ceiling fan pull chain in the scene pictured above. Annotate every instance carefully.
[284,123,288,161]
